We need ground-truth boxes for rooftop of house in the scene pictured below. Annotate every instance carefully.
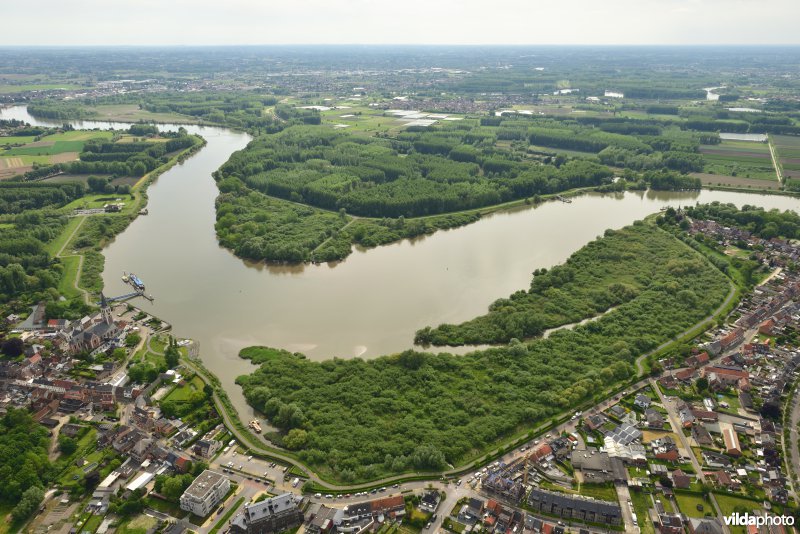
[181,470,228,501]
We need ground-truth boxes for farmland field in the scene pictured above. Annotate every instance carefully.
[774,135,800,178]
[692,172,781,190]
[0,129,115,178]
[700,139,777,181]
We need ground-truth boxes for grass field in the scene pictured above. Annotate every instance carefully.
[46,213,83,260]
[0,130,113,177]
[0,135,37,146]
[577,483,619,501]
[163,375,205,402]
[59,193,135,212]
[116,514,158,534]
[773,135,800,178]
[81,514,103,533]
[713,493,761,534]
[700,140,777,181]
[673,491,711,519]
[692,172,781,190]
[629,491,655,534]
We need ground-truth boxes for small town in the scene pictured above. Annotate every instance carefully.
[0,208,798,534]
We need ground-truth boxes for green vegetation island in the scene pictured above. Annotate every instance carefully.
[235,221,732,482]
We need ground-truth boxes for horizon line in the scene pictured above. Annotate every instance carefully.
[2,43,800,48]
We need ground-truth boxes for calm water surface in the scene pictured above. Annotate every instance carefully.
[5,105,800,418]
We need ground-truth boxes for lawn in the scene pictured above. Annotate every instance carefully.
[659,497,674,513]
[56,255,83,300]
[673,491,711,519]
[713,493,761,534]
[0,135,37,146]
[59,193,136,212]
[2,141,84,156]
[628,491,655,534]
[116,514,157,534]
[716,393,741,413]
[577,483,619,502]
[46,216,84,256]
[713,493,760,516]
[163,375,205,402]
[81,514,103,533]
[144,496,188,519]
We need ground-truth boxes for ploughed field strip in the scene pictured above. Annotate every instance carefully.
[774,135,800,179]
[699,139,777,181]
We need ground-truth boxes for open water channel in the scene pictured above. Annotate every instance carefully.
[4,104,800,418]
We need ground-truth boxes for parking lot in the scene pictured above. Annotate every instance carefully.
[214,447,293,489]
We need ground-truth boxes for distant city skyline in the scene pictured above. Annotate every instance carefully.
[2,0,799,46]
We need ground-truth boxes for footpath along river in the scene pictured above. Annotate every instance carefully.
[5,104,800,420]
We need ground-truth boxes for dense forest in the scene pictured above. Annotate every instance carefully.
[237,222,730,482]
[0,182,85,214]
[28,93,317,135]
[214,183,484,263]
[215,123,615,218]
[0,209,67,305]
[415,223,699,345]
[0,409,51,511]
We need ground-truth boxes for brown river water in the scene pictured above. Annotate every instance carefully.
[5,105,800,418]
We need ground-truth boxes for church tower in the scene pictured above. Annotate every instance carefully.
[100,293,113,325]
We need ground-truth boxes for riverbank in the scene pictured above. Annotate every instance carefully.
[234,221,731,485]
[7,104,800,487]
[50,135,206,303]
[27,103,207,127]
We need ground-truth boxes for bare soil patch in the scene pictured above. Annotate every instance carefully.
[50,151,79,164]
[0,164,31,179]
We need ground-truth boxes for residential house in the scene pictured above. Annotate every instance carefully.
[671,469,690,489]
[656,513,684,534]
[691,425,714,446]
[179,470,230,517]
[634,394,651,410]
[644,409,665,430]
[193,439,222,458]
[419,491,440,513]
[527,488,621,525]
[686,352,710,368]
[686,517,723,534]
[719,422,741,456]
[229,493,303,534]
[306,504,343,534]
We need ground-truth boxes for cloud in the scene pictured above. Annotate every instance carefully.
[1,0,798,45]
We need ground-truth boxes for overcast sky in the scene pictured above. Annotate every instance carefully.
[3,0,799,46]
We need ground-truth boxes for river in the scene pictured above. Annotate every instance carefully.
[5,104,800,419]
